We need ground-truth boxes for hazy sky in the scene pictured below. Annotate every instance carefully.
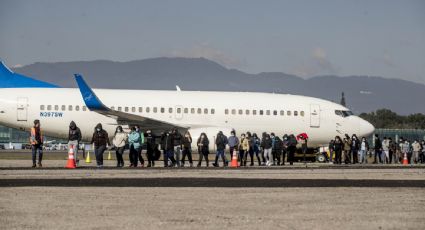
[1,0,424,84]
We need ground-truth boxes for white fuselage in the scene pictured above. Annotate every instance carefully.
[0,88,374,150]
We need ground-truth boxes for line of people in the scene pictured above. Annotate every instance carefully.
[328,134,425,165]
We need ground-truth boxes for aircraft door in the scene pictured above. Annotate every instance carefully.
[175,105,183,120]
[310,104,320,128]
[17,97,28,121]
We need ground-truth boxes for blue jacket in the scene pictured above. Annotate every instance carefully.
[128,131,141,149]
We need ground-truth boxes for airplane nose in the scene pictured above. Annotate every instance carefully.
[359,119,375,137]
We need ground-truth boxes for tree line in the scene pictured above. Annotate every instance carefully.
[359,109,425,129]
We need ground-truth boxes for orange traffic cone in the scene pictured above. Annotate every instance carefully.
[402,152,408,165]
[65,145,76,169]
[230,149,239,168]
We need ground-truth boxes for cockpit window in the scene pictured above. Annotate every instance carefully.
[335,110,353,117]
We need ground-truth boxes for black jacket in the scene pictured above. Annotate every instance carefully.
[91,130,110,147]
[262,137,272,149]
[182,136,192,149]
[68,121,82,142]
[273,137,283,151]
[173,132,182,146]
[145,132,157,149]
[215,133,228,151]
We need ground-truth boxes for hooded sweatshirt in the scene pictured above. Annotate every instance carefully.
[68,121,82,142]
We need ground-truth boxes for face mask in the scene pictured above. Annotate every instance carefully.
[96,128,101,132]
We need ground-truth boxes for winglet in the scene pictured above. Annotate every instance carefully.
[74,74,109,111]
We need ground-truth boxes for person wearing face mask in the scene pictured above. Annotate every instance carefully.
[172,128,183,167]
[281,134,289,165]
[134,125,145,167]
[112,126,127,167]
[68,121,82,166]
[213,131,228,167]
[145,129,157,167]
[163,130,176,167]
[262,133,273,166]
[359,137,369,164]
[197,133,210,167]
[227,130,239,163]
[128,126,142,167]
[252,133,262,166]
[351,134,359,164]
[244,132,254,166]
[181,131,193,167]
[30,119,43,168]
[91,123,110,168]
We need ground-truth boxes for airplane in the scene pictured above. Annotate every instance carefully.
[0,60,374,151]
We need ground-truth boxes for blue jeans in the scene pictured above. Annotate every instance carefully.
[32,144,43,164]
[94,145,106,166]
[216,149,225,158]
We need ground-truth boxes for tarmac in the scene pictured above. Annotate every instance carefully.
[1,151,425,230]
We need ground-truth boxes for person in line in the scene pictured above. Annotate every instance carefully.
[245,132,255,166]
[358,137,369,164]
[252,133,262,166]
[287,134,298,165]
[197,133,209,167]
[262,133,273,166]
[401,139,410,164]
[351,134,359,164]
[145,129,156,167]
[213,131,228,167]
[411,140,421,165]
[135,126,145,167]
[270,133,277,165]
[273,135,283,165]
[328,139,334,164]
[396,137,405,164]
[172,128,183,167]
[343,137,351,164]
[374,134,382,164]
[388,137,396,164]
[181,131,193,167]
[382,137,390,164]
[333,136,343,164]
[420,140,425,164]
[128,126,142,167]
[240,133,250,166]
[30,119,43,168]
[68,121,82,166]
[260,132,267,164]
[91,123,110,168]
[227,130,239,163]
[163,130,176,167]
[112,126,127,167]
[282,134,289,165]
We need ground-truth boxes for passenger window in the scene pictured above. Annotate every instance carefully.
[225,109,229,115]
[54,105,58,111]
[184,108,188,114]
[153,107,157,113]
[211,109,215,114]
[132,107,136,112]
[197,108,202,114]
[75,105,80,111]
[68,105,72,111]
[246,110,250,115]
[266,110,270,115]
[111,106,115,110]
[287,111,291,116]
[280,110,284,116]
[160,107,165,113]
[300,111,305,117]
[47,105,51,111]
[259,110,263,115]
[253,110,257,115]
[238,109,243,115]
[82,106,87,111]
[146,107,150,113]
[40,105,45,110]
[139,107,143,113]
[118,107,122,111]
[294,111,298,116]
[177,108,182,114]
[125,107,129,112]
[191,108,195,114]
[169,108,173,113]
[231,109,236,115]
[204,108,208,114]
[273,110,277,116]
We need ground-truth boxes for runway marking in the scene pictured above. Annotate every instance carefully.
[1,178,424,187]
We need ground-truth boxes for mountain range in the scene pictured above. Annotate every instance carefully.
[11,57,425,115]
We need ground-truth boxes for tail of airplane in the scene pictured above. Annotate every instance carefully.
[0,60,59,88]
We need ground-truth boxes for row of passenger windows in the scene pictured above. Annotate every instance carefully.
[225,109,304,116]
[40,105,87,111]
[39,105,304,117]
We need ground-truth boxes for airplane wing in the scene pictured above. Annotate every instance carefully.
[74,74,188,132]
